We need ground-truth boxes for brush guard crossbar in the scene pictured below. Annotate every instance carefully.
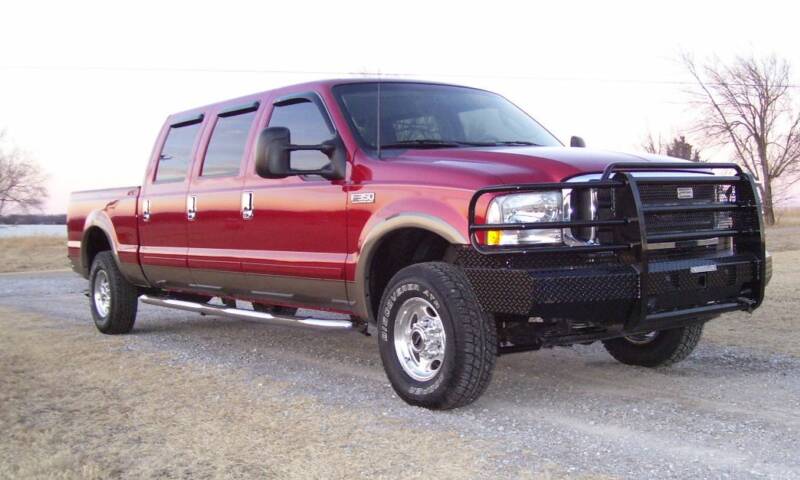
[467,162,767,330]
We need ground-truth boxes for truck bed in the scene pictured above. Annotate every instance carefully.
[67,186,141,277]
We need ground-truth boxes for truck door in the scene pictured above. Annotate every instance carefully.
[185,100,261,294]
[237,92,349,310]
[138,113,205,288]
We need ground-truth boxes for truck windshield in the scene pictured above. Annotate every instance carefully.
[333,82,561,152]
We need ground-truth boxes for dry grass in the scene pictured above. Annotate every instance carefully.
[0,309,532,480]
[774,207,800,227]
[0,236,69,273]
[704,231,800,357]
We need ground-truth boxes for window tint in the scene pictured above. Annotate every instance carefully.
[334,83,561,151]
[155,122,202,182]
[201,109,257,177]
[268,100,333,171]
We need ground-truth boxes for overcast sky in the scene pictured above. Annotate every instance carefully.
[2,0,799,213]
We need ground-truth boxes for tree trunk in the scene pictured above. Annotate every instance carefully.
[757,142,776,226]
[762,180,776,225]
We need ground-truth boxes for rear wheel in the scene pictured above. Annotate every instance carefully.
[378,262,497,410]
[89,251,138,334]
[602,323,704,367]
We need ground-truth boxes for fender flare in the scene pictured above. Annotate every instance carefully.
[350,211,468,320]
[80,210,123,275]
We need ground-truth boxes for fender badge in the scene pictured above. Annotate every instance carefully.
[350,192,375,204]
[690,264,717,274]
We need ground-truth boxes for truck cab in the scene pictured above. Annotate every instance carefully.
[68,79,769,410]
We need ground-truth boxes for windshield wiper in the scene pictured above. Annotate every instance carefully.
[378,139,542,149]
[379,139,467,149]
[486,140,541,146]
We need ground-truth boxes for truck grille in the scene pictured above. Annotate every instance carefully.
[637,182,757,251]
[640,183,724,236]
[468,162,766,327]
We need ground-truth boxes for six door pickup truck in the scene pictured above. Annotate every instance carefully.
[68,79,770,409]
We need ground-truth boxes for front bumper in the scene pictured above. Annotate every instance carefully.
[454,246,762,329]
[464,162,767,334]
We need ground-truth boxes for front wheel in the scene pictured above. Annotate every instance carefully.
[378,262,497,410]
[89,251,139,334]
[602,323,704,367]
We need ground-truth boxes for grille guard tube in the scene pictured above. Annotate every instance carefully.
[467,162,766,331]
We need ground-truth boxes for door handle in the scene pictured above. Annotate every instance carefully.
[142,199,151,222]
[241,191,254,220]
[187,195,197,221]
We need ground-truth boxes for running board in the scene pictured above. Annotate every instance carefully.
[138,295,354,332]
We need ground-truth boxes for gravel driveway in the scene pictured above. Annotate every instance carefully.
[1,266,799,479]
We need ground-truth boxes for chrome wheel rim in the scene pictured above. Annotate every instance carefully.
[393,297,446,382]
[93,270,111,318]
[625,331,658,345]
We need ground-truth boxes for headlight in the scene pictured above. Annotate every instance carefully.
[486,191,562,245]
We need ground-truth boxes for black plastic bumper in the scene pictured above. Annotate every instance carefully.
[465,162,767,332]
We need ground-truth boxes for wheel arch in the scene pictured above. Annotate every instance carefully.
[80,210,122,276]
[351,211,468,321]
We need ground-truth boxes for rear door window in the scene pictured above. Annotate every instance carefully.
[201,108,258,177]
[155,121,202,182]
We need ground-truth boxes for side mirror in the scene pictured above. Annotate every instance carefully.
[570,136,586,148]
[255,127,346,180]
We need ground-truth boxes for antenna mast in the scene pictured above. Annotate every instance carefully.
[376,72,382,159]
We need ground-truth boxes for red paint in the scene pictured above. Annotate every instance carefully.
[67,79,671,313]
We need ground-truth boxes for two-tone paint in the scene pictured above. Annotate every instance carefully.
[68,79,690,321]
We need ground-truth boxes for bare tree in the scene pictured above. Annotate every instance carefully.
[683,53,800,225]
[0,130,47,215]
[642,131,666,155]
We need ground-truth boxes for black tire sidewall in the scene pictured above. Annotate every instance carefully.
[378,271,459,406]
[603,325,702,367]
[88,251,137,334]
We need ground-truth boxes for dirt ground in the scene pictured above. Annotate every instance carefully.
[0,228,797,479]
[0,310,506,480]
[0,236,69,273]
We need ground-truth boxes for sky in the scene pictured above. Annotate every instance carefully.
[2,0,799,213]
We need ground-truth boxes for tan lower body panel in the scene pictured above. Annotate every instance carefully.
[146,266,353,312]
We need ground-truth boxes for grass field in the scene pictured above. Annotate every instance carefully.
[0,236,69,273]
[774,207,800,227]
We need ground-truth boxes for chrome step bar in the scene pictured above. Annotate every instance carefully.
[138,295,354,332]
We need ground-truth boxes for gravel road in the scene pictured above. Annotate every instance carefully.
[2,270,799,479]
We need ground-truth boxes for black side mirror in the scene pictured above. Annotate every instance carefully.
[570,136,586,148]
[255,127,346,180]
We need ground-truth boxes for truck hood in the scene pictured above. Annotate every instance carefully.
[389,146,688,184]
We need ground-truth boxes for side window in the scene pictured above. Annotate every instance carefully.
[268,99,333,171]
[155,121,202,182]
[201,109,257,177]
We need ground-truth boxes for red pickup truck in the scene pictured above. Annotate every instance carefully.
[68,79,769,409]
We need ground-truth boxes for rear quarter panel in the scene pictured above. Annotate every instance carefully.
[67,186,145,284]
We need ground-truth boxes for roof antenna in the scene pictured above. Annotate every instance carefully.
[376,71,382,159]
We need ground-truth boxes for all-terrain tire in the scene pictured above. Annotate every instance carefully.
[602,323,704,367]
[89,251,138,334]
[378,262,497,410]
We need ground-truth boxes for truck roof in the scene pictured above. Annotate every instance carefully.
[165,78,481,123]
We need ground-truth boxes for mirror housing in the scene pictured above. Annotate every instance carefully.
[255,127,346,180]
[570,136,586,148]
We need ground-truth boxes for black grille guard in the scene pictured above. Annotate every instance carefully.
[467,162,767,329]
